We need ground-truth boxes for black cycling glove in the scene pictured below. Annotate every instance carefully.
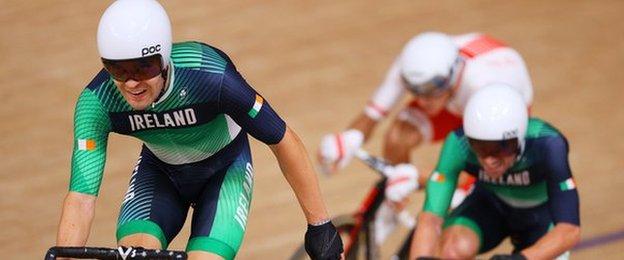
[304,221,343,260]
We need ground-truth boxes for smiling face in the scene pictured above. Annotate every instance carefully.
[468,138,520,178]
[113,74,165,110]
[476,153,517,179]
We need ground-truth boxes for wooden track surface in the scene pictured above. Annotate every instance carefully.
[1,1,623,259]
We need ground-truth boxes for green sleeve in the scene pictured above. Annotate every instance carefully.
[422,132,469,217]
[69,89,111,196]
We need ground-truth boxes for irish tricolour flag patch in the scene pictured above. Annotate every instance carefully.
[78,139,96,151]
[559,178,576,191]
[431,172,446,183]
[248,94,264,118]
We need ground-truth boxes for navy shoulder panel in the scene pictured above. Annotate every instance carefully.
[86,69,113,91]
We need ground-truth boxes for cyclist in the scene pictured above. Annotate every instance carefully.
[410,85,580,259]
[55,1,342,259]
[318,31,533,241]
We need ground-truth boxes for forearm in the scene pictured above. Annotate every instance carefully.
[347,113,378,142]
[410,212,444,258]
[270,126,329,223]
[521,223,580,259]
[56,192,97,246]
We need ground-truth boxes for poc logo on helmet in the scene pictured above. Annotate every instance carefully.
[141,44,161,56]
[502,129,518,139]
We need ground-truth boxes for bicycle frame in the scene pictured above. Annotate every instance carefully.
[343,178,387,257]
[342,150,415,259]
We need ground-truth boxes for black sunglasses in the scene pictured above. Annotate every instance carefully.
[467,138,520,158]
[101,54,163,82]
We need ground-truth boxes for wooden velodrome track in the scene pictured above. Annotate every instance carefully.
[1,0,623,259]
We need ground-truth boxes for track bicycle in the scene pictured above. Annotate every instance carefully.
[290,149,416,260]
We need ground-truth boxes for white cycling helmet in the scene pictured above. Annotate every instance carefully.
[463,84,528,154]
[97,0,172,67]
[400,32,461,95]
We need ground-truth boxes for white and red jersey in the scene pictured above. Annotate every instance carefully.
[364,33,533,142]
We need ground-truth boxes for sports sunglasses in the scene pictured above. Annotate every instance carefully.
[402,74,451,97]
[101,54,163,82]
[467,138,520,158]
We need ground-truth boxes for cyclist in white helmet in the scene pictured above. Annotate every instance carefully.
[55,1,343,259]
[317,32,533,239]
[410,84,580,259]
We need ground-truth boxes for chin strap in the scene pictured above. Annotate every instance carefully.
[151,67,171,108]
[515,139,526,162]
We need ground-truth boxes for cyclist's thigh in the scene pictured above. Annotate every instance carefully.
[508,203,552,252]
[444,186,508,253]
[117,147,190,249]
[187,147,253,260]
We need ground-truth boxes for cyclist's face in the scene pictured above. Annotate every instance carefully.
[414,89,452,116]
[476,153,516,179]
[113,74,165,110]
[469,138,520,178]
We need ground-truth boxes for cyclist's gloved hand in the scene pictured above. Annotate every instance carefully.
[304,221,343,260]
[318,129,364,175]
[385,163,419,202]
[489,253,527,260]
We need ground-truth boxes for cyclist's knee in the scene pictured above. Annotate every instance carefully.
[440,227,479,259]
[383,120,422,163]
[118,233,162,249]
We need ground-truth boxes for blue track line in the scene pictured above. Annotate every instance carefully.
[572,228,624,251]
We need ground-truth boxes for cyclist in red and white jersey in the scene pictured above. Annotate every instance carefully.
[318,32,534,232]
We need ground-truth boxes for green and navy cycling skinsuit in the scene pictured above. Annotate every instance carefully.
[423,118,580,253]
[69,41,286,259]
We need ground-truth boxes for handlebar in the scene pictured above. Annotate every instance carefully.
[45,246,187,260]
[354,149,392,177]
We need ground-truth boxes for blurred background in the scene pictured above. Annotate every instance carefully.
[1,0,623,259]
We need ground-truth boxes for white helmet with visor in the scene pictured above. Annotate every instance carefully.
[97,0,172,82]
[463,84,528,157]
[400,32,462,96]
